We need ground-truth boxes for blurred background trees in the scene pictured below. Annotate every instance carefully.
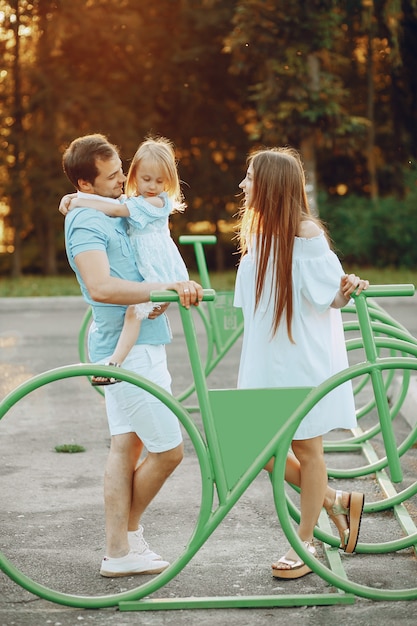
[0,0,416,276]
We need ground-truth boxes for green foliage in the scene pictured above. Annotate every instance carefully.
[0,0,416,276]
[1,266,416,298]
[0,274,81,297]
[0,270,238,297]
[227,0,351,144]
[319,169,417,268]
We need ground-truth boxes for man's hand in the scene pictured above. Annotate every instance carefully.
[168,280,204,308]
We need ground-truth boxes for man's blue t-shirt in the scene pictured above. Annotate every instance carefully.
[65,207,171,362]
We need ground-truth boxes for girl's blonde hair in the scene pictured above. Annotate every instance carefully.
[125,136,185,210]
[237,147,327,342]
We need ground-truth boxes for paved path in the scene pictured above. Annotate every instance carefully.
[1,294,417,626]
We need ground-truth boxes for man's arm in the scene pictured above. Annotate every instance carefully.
[75,249,202,307]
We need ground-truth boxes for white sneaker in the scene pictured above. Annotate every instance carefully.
[100,551,169,578]
[128,525,162,560]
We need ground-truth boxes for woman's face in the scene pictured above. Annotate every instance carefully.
[239,162,254,207]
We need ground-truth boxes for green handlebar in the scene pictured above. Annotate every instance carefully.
[150,288,216,302]
[149,284,414,304]
[150,284,414,303]
[179,235,217,245]
[352,284,415,298]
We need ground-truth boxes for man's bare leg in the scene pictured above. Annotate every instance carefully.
[128,443,184,531]
[104,432,143,558]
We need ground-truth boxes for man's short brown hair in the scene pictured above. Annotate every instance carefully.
[62,134,120,189]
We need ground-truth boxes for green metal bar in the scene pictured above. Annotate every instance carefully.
[360,438,417,553]
[318,510,350,581]
[179,233,217,248]
[353,295,403,481]
[119,593,355,611]
[325,348,410,449]
[175,305,215,405]
[179,234,242,363]
[178,301,229,504]
[150,289,230,504]
[172,228,245,414]
[179,235,216,289]
[77,307,90,362]
[325,336,417,477]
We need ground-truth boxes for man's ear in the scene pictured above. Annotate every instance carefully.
[78,179,93,193]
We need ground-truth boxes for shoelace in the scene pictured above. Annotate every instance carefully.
[131,530,149,554]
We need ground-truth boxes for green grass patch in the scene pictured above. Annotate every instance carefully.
[55,444,86,453]
[0,271,238,297]
[0,275,81,297]
[0,267,415,298]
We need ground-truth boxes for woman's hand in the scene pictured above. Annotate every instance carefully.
[332,274,369,308]
[340,274,369,298]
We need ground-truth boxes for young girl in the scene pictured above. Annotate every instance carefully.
[234,147,368,579]
[68,136,189,385]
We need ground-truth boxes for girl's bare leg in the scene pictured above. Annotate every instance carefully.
[92,305,141,384]
[111,305,142,365]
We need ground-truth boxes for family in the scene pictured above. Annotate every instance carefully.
[60,133,368,579]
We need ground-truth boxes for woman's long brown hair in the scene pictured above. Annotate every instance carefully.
[237,147,326,342]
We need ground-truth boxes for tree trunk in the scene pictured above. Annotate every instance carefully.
[300,136,318,216]
[9,0,24,277]
[301,53,320,216]
[364,0,379,201]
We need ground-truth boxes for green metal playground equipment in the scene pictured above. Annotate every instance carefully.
[77,235,244,403]
[78,235,417,422]
[1,281,417,610]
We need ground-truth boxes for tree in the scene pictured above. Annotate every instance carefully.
[0,0,416,274]
[225,0,355,212]
[0,1,32,276]
[225,0,417,207]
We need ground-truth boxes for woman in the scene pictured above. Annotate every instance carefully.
[234,147,368,579]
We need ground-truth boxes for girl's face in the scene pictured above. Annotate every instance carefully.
[239,162,254,207]
[135,158,166,198]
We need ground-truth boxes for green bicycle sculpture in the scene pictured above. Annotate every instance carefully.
[1,284,417,610]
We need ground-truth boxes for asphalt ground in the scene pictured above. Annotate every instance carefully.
[1,293,417,626]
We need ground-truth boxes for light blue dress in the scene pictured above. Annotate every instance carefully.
[125,193,189,319]
[234,231,357,440]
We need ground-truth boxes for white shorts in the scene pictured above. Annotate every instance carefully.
[102,344,183,453]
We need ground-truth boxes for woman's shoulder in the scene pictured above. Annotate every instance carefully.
[297,219,323,239]
[293,220,331,259]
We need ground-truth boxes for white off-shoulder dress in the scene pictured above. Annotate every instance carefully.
[233,231,357,440]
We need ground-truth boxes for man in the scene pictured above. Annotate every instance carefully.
[62,133,202,577]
